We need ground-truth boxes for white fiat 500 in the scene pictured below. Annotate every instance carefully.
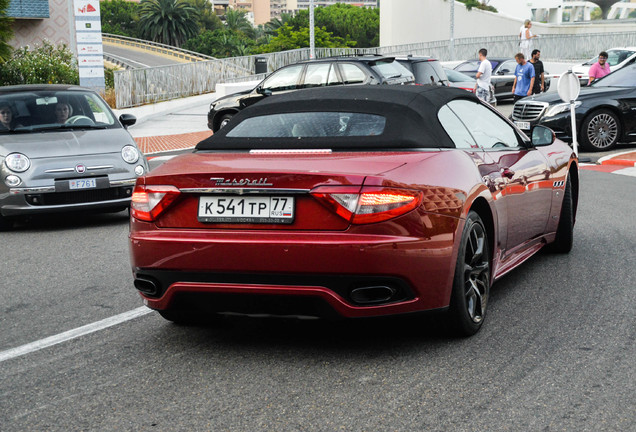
[0,84,148,230]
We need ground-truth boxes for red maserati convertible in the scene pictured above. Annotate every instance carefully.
[129,86,578,336]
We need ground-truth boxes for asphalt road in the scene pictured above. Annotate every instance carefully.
[1,169,635,431]
[103,42,186,68]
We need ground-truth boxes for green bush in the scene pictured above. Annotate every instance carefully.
[0,41,79,86]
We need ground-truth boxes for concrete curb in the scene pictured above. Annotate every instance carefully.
[598,150,636,167]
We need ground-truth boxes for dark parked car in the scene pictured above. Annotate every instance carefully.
[511,59,636,151]
[444,68,497,106]
[0,84,148,230]
[454,57,551,100]
[130,85,578,336]
[396,55,450,87]
[207,56,415,132]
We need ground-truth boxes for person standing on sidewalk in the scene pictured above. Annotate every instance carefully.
[588,51,611,85]
[519,20,538,60]
[529,49,545,95]
[474,48,493,103]
[511,52,535,103]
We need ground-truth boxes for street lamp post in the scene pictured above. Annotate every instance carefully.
[309,0,315,59]
[449,0,455,61]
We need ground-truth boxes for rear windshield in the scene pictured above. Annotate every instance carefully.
[226,112,386,138]
[371,61,414,82]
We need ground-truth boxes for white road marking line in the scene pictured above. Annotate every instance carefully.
[0,307,153,363]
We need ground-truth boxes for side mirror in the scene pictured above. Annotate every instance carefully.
[498,69,509,75]
[531,125,555,146]
[119,113,136,128]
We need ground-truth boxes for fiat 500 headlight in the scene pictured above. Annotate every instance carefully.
[121,145,140,164]
[4,153,31,173]
[545,101,581,118]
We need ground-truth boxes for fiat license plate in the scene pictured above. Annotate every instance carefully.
[69,178,97,190]
[514,121,531,130]
[198,196,294,224]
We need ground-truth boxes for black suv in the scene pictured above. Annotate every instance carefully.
[207,56,415,132]
[396,56,450,87]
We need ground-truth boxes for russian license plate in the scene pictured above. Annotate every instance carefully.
[515,121,531,130]
[69,178,97,190]
[198,196,295,224]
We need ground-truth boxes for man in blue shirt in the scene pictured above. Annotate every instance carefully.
[511,52,535,103]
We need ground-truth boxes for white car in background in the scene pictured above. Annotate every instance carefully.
[571,47,636,81]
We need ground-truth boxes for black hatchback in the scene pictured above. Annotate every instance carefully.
[207,56,415,132]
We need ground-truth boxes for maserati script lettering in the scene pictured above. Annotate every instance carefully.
[210,177,273,186]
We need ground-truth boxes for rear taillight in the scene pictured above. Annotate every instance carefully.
[131,185,181,222]
[312,186,422,224]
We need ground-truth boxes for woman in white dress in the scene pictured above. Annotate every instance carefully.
[519,19,537,59]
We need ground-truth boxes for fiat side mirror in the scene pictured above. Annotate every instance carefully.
[119,113,137,128]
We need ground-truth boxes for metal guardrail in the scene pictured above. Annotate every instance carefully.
[113,31,636,108]
[102,33,216,64]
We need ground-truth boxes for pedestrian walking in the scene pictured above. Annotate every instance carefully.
[474,48,492,103]
[588,51,611,85]
[529,49,545,95]
[511,52,535,103]
[519,19,538,60]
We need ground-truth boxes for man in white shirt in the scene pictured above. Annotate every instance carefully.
[475,48,492,103]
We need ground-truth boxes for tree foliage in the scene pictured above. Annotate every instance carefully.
[223,8,255,38]
[287,4,378,48]
[183,29,255,58]
[100,0,141,38]
[138,0,200,47]
[0,0,13,63]
[457,1,497,13]
[188,0,224,32]
[0,41,79,86]
[259,23,355,53]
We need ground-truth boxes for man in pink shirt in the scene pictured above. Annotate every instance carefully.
[588,51,611,85]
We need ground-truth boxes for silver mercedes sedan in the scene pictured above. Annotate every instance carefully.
[0,84,148,230]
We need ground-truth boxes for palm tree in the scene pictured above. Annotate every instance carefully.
[224,8,255,38]
[138,0,200,47]
[0,0,14,63]
[264,12,292,36]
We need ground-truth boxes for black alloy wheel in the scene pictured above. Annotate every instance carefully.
[217,113,234,132]
[448,211,491,336]
[580,109,621,151]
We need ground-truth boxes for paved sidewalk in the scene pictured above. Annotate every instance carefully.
[133,130,212,154]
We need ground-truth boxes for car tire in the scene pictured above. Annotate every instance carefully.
[546,178,574,254]
[447,211,490,337]
[0,214,14,231]
[216,113,234,132]
[580,109,621,151]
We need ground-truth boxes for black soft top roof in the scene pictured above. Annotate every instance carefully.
[197,85,478,151]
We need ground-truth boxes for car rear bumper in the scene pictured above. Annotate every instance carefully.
[129,220,462,318]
